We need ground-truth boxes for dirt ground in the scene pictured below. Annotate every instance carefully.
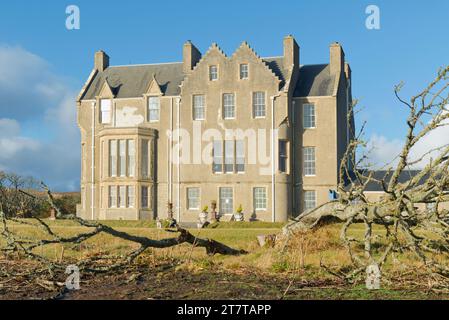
[0,258,447,300]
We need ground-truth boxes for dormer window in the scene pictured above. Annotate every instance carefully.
[148,96,160,122]
[240,64,249,79]
[100,99,111,124]
[209,65,218,81]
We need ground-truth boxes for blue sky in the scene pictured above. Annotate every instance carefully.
[0,0,449,191]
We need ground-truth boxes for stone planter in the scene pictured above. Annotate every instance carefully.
[199,211,208,224]
[234,212,244,222]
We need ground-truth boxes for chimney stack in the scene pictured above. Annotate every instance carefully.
[283,35,299,71]
[183,41,201,74]
[330,42,345,75]
[95,50,109,72]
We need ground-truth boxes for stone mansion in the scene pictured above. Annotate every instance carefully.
[76,35,354,222]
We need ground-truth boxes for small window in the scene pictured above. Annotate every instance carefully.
[219,187,233,215]
[108,186,117,208]
[213,140,223,173]
[254,187,267,210]
[224,140,234,173]
[141,186,149,209]
[100,99,111,124]
[253,92,266,118]
[209,65,218,81]
[187,188,200,210]
[127,186,135,208]
[223,93,235,119]
[118,186,126,208]
[304,190,317,211]
[303,147,316,176]
[303,104,316,129]
[240,64,249,79]
[236,140,245,173]
[279,140,288,173]
[148,97,160,122]
[193,95,205,120]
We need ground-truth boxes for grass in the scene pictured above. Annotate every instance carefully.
[1,219,448,299]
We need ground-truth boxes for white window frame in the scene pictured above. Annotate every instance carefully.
[304,190,317,211]
[118,140,126,177]
[141,186,149,209]
[127,139,135,178]
[109,186,117,208]
[303,103,316,129]
[213,140,223,174]
[223,93,235,119]
[236,140,245,173]
[240,64,249,80]
[224,140,234,174]
[187,188,200,210]
[253,92,266,118]
[148,96,160,122]
[193,95,205,120]
[209,65,218,81]
[141,139,149,179]
[127,186,135,208]
[109,140,117,177]
[303,147,316,176]
[253,187,267,211]
[219,187,234,215]
[100,99,111,124]
[279,140,288,173]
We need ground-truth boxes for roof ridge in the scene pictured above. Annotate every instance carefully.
[110,62,183,68]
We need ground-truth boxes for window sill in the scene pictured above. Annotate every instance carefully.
[304,175,317,177]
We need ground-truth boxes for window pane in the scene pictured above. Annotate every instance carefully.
[187,188,200,210]
[119,140,126,177]
[100,99,111,124]
[219,187,233,214]
[127,186,135,208]
[109,186,117,208]
[213,140,223,173]
[240,64,249,79]
[225,140,234,173]
[141,186,149,209]
[304,191,317,211]
[303,104,316,129]
[209,65,218,81]
[236,140,245,173]
[223,93,235,119]
[303,147,316,176]
[141,140,149,178]
[193,95,205,120]
[253,92,265,118]
[254,188,267,210]
[109,140,117,177]
[118,186,126,208]
[148,97,160,121]
[279,140,288,173]
[127,140,135,177]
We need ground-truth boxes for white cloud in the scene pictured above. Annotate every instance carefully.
[0,45,80,191]
[365,115,449,169]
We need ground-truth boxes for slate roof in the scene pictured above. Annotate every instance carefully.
[346,170,423,192]
[80,59,336,100]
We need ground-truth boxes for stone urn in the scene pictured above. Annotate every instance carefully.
[199,206,209,224]
[234,205,244,222]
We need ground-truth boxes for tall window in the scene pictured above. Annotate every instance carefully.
[109,140,117,177]
[213,140,223,173]
[224,140,234,173]
[223,93,235,119]
[193,95,205,120]
[240,64,249,79]
[141,139,149,179]
[108,186,117,208]
[141,186,149,209]
[148,97,160,122]
[100,99,111,124]
[127,186,135,208]
[209,65,218,81]
[187,188,200,210]
[303,104,316,129]
[219,187,233,215]
[127,140,135,177]
[303,147,316,176]
[118,186,126,208]
[279,140,288,173]
[253,92,266,118]
[236,140,245,173]
[254,188,267,210]
[304,191,317,211]
[119,140,126,177]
